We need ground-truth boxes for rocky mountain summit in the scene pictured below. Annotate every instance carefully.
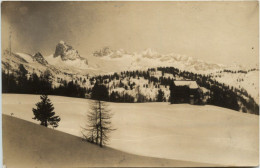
[54,41,88,65]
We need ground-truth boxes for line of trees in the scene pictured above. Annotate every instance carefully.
[88,67,258,114]
[2,64,259,114]
[2,65,87,98]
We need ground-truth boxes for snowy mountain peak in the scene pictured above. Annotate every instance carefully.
[93,47,128,58]
[54,41,87,64]
[42,41,89,70]
[142,48,158,55]
[90,47,230,72]
[93,47,113,57]
[59,40,65,45]
[141,48,161,59]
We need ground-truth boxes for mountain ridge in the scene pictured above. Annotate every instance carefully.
[1,42,258,105]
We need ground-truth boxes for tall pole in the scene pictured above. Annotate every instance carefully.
[9,26,12,57]
[7,26,12,92]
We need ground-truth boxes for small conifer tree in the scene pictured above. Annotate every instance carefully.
[32,95,60,128]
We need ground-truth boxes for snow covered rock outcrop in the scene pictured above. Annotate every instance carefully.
[141,48,161,59]
[93,47,128,58]
[45,41,88,70]
[54,41,88,64]
[93,47,112,57]
[33,52,48,65]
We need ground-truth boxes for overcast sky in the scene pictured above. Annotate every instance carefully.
[2,1,259,66]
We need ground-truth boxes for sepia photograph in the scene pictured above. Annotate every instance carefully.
[1,1,259,167]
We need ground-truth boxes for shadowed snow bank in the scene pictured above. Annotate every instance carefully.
[2,115,216,168]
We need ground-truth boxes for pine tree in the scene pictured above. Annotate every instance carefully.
[32,95,60,128]
[91,83,109,101]
[17,64,28,93]
[157,89,164,102]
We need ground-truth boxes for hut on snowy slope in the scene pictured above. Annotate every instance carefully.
[170,80,201,105]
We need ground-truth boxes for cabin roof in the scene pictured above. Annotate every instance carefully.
[173,80,198,89]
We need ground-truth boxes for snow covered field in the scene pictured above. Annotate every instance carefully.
[2,94,259,166]
[4,115,212,167]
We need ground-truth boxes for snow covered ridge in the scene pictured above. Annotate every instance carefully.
[213,69,259,103]
[45,54,89,70]
[3,41,89,71]
[33,52,48,65]
[92,47,229,72]
[93,47,128,58]
[11,52,48,66]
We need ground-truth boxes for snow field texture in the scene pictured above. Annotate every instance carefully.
[2,94,258,166]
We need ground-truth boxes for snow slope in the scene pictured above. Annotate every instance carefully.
[2,94,258,166]
[45,54,88,70]
[1,51,49,76]
[15,53,34,63]
[214,71,259,102]
[3,115,212,167]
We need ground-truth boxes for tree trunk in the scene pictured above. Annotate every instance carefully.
[99,101,103,147]
[96,114,99,144]
[91,130,94,143]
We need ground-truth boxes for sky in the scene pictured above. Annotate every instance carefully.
[1,1,259,66]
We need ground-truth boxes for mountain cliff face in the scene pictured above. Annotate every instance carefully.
[33,52,48,65]
[53,41,88,64]
[54,41,80,60]
[44,41,88,70]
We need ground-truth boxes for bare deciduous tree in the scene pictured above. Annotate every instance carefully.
[82,100,115,147]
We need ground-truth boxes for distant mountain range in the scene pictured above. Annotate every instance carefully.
[92,47,226,73]
[2,41,258,102]
[2,41,255,75]
[2,41,89,76]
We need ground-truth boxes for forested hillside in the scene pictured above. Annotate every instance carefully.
[2,65,259,114]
